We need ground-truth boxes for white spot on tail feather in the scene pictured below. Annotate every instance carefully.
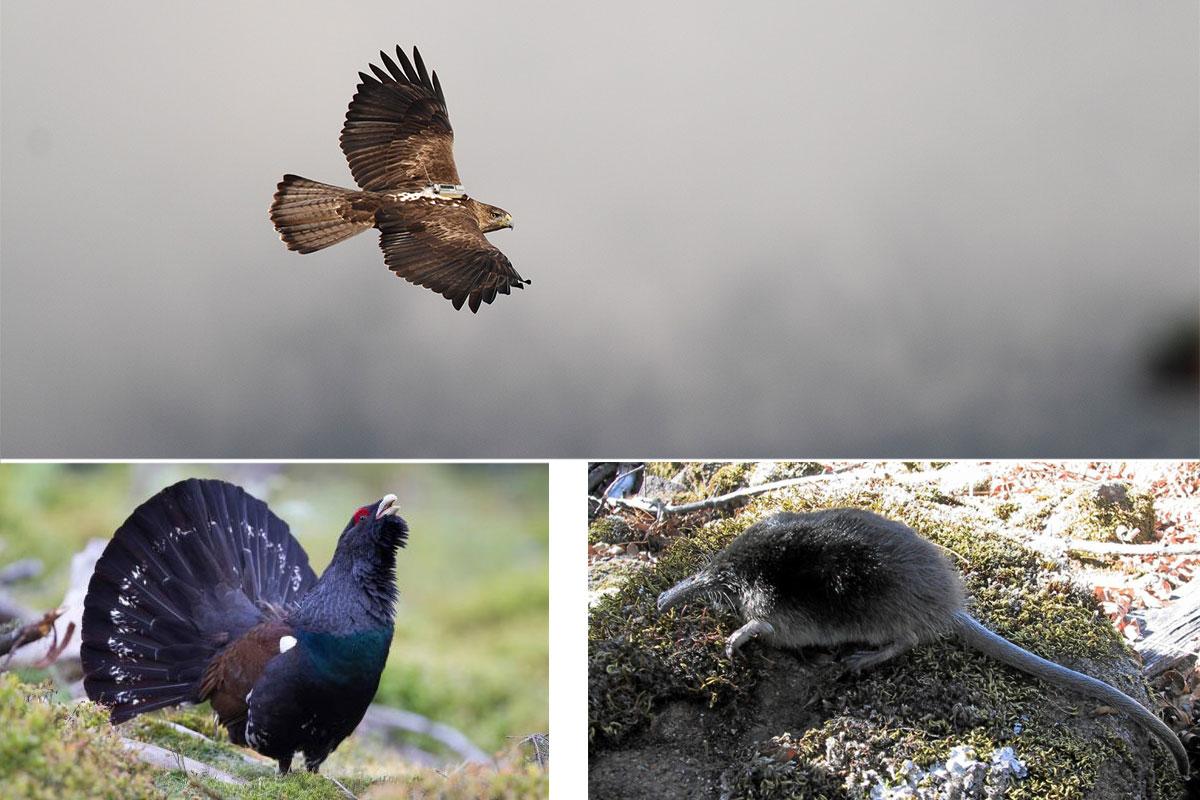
[279,635,297,653]
[108,637,135,658]
[109,665,140,684]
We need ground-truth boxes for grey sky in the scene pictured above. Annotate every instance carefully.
[2,2,1196,457]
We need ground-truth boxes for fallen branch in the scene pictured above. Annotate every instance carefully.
[0,608,74,666]
[161,721,268,766]
[591,465,646,518]
[1066,540,1200,557]
[6,539,105,667]
[360,704,490,764]
[0,558,43,586]
[119,738,245,785]
[599,463,869,521]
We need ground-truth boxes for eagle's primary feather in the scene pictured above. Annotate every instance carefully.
[270,45,527,313]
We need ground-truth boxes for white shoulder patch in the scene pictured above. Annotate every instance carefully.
[279,635,297,653]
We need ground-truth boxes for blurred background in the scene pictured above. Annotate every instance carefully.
[2,1,1196,457]
[0,462,549,754]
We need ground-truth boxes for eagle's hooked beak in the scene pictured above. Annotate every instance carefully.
[502,214,513,230]
[376,494,401,520]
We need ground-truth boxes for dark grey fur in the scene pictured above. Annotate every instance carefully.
[657,508,1189,775]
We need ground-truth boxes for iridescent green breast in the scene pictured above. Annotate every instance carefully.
[296,628,392,684]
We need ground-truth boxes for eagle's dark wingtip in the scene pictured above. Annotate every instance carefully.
[393,46,418,83]
[378,50,404,83]
[412,47,431,87]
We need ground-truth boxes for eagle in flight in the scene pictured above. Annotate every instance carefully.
[270,45,527,312]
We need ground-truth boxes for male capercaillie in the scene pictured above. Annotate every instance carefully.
[81,478,408,774]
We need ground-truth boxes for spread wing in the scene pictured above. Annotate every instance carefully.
[377,206,529,313]
[341,46,459,191]
[199,619,292,744]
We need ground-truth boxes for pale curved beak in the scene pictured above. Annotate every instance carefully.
[376,494,401,519]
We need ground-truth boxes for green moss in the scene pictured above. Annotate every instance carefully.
[588,516,634,545]
[1066,484,1156,543]
[125,710,270,783]
[0,685,546,800]
[995,501,1020,521]
[915,486,964,506]
[901,461,950,472]
[706,463,753,496]
[0,673,162,799]
[588,514,760,744]
[770,462,826,479]
[644,462,685,481]
[670,463,756,504]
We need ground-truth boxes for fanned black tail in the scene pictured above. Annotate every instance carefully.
[81,479,318,723]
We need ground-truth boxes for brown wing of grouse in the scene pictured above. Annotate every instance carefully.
[80,478,318,722]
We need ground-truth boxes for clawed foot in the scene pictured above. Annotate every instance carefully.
[725,619,775,660]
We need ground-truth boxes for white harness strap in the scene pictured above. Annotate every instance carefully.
[389,184,468,202]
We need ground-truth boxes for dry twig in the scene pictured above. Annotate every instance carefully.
[598,463,868,521]
[0,607,75,667]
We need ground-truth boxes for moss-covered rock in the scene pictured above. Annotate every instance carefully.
[588,479,1185,800]
[705,464,753,496]
[1058,483,1157,543]
[748,462,826,485]
[645,463,686,481]
[589,516,636,545]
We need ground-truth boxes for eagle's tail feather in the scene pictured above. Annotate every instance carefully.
[270,175,376,254]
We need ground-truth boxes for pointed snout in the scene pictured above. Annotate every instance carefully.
[376,494,401,520]
[657,574,703,614]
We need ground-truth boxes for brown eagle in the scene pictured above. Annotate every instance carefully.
[270,45,527,312]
